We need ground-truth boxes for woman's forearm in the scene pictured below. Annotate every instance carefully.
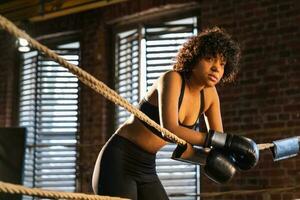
[167,125,208,146]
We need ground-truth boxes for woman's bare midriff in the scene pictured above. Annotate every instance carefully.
[116,116,168,154]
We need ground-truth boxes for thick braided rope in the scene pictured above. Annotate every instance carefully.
[170,184,300,197]
[0,14,186,146]
[1,13,290,151]
[0,14,277,150]
[2,180,300,199]
[0,181,128,200]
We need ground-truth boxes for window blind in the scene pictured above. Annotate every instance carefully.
[115,17,199,200]
[19,41,80,199]
[145,18,199,200]
[115,29,140,126]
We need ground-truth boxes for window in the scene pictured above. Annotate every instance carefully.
[115,29,140,125]
[19,39,80,199]
[115,17,199,199]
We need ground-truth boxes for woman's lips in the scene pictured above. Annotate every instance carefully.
[208,74,218,82]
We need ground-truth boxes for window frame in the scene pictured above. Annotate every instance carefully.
[18,33,81,198]
[112,11,201,199]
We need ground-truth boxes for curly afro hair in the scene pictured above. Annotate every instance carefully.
[173,27,241,83]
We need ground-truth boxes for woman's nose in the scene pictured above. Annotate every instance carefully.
[211,65,219,72]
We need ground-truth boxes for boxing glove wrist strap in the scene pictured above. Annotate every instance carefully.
[207,130,227,148]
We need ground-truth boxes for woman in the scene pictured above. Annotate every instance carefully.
[92,27,241,200]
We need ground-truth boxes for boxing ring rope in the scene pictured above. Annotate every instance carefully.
[0,14,277,151]
[171,184,300,197]
[1,180,300,199]
[0,181,128,200]
[0,14,299,199]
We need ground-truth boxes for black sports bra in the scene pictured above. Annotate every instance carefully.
[138,72,205,141]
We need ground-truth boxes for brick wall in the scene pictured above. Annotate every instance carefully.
[0,32,18,127]
[199,0,300,200]
[0,0,299,199]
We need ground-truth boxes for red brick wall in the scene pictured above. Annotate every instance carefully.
[0,32,18,127]
[200,0,300,199]
[0,0,299,198]
[77,11,112,192]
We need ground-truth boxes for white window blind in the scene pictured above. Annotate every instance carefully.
[115,29,140,126]
[115,17,199,199]
[19,41,80,199]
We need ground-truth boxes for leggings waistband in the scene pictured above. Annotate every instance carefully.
[107,134,156,165]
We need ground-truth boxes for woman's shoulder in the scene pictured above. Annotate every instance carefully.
[147,71,183,92]
[156,70,183,91]
[159,70,183,83]
[203,86,218,94]
[203,86,220,105]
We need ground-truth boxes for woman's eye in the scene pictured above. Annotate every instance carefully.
[205,57,213,62]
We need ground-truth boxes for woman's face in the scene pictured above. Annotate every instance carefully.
[191,54,226,87]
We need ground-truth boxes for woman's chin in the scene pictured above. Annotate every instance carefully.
[205,81,217,87]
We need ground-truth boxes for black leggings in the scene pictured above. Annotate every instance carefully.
[96,134,169,200]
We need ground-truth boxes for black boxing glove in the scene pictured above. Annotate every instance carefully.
[204,130,259,170]
[172,144,236,184]
[204,148,237,184]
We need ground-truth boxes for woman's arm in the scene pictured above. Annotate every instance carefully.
[157,71,207,145]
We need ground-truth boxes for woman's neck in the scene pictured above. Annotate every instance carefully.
[186,77,205,93]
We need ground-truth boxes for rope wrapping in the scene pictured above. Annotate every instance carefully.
[257,143,274,150]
